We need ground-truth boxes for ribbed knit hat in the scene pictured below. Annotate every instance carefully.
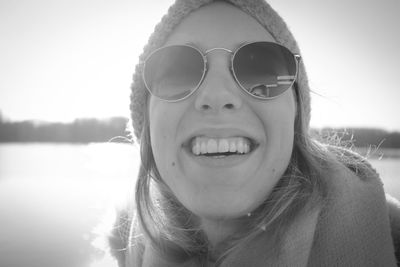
[130,0,311,141]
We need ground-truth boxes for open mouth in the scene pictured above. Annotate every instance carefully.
[187,136,259,157]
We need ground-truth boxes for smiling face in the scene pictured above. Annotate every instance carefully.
[148,2,297,221]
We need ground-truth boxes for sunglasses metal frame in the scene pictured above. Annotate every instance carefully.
[142,41,301,102]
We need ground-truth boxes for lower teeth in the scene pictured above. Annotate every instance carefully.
[200,152,244,157]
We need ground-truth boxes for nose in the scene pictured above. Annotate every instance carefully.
[194,54,243,113]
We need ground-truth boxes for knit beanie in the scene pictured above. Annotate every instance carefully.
[130,0,311,141]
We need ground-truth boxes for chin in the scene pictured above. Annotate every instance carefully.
[181,190,262,221]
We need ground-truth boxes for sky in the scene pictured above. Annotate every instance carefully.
[0,0,399,131]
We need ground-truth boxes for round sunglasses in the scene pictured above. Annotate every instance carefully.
[143,41,301,102]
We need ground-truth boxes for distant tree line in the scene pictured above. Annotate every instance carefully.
[0,114,399,147]
[312,127,400,149]
[0,116,130,143]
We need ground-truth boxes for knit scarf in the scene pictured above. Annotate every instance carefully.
[125,162,397,266]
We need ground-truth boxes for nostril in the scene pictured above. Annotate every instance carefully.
[224,103,234,109]
[201,104,211,110]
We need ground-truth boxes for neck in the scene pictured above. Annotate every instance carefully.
[200,217,242,247]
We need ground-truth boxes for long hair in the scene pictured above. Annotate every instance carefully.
[132,84,336,265]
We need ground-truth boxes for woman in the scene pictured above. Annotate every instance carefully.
[107,0,400,266]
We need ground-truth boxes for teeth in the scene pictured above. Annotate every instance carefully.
[244,142,250,153]
[237,139,244,153]
[218,139,229,153]
[191,137,253,156]
[229,142,237,153]
[207,139,217,154]
[200,142,207,154]
[193,142,200,155]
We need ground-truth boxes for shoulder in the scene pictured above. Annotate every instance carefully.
[90,205,133,267]
[321,145,391,227]
[91,205,137,267]
[320,145,387,205]
[308,145,398,266]
[319,147,387,230]
[107,205,147,267]
[387,194,400,264]
[108,207,132,266]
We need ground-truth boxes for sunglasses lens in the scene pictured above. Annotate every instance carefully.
[143,45,205,101]
[233,42,297,98]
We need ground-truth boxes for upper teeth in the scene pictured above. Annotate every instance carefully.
[191,137,251,156]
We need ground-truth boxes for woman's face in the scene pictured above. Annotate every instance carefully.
[148,2,296,220]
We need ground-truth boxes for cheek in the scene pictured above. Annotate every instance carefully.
[272,100,296,153]
[259,91,296,136]
[256,91,296,171]
[148,100,183,183]
[150,113,175,164]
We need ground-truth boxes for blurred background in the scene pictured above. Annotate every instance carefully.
[0,0,399,266]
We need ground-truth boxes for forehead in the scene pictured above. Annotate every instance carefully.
[164,1,275,50]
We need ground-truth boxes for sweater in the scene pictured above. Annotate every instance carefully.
[106,155,400,266]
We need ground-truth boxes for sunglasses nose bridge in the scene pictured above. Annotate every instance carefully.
[203,47,234,79]
[205,47,233,55]
[203,47,233,71]
[194,50,243,113]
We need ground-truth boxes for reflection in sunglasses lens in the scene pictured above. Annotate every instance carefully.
[233,42,296,98]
